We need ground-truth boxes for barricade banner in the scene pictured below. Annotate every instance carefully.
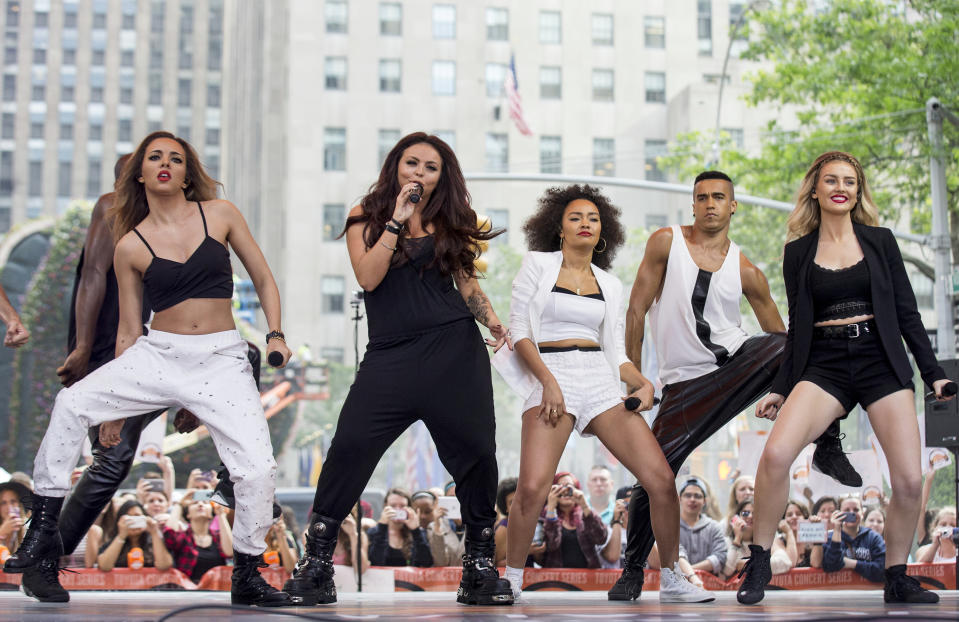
[1,563,953,592]
[0,568,197,591]
[195,565,290,591]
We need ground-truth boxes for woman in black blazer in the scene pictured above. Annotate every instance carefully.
[737,152,953,606]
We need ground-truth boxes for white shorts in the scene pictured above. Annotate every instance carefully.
[522,348,623,437]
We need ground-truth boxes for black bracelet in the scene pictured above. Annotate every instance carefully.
[266,330,285,344]
[385,219,403,235]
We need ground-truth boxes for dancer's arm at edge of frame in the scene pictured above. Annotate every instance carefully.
[740,253,786,333]
[625,228,672,370]
[61,196,114,383]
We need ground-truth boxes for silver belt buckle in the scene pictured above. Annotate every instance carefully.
[846,323,861,338]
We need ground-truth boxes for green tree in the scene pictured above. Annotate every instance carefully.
[663,0,959,288]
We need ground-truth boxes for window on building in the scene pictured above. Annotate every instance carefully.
[698,0,712,56]
[89,120,103,141]
[592,69,614,102]
[592,13,613,45]
[380,2,401,36]
[321,276,345,313]
[4,46,16,65]
[320,347,345,364]
[378,129,400,166]
[178,78,191,106]
[326,0,348,33]
[539,136,563,174]
[32,83,45,102]
[433,130,455,150]
[593,138,615,176]
[432,5,456,39]
[723,127,745,150]
[645,139,668,181]
[540,66,561,100]
[325,57,347,90]
[645,213,669,229]
[485,133,508,172]
[540,10,561,44]
[206,127,220,146]
[60,120,73,140]
[58,161,72,197]
[207,83,221,107]
[485,63,506,98]
[486,7,508,40]
[29,160,43,197]
[324,127,346,171]
[1,113,12,139]
[30,120,43,139]
[64,7,78,29]
[645,16,665,48]
[35,11,49,27]
[118,118,132,142]
[149,73,163,105]
[323,203,345,241]
[645,72,666,103]
[121,50,134,67]
[0,151,12,194]
[5,2,19,27]
[62,85,75,102]
[431,61,455,96]
[122,0,136,29]
[2,74,14,100]
[487,208,509,245]
[379,59,401,92]
[33,48,46,64]
[729,1,748,56]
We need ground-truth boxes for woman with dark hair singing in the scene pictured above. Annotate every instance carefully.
[495,185,712,603]
[4,131,295,607]
[283,132,513,607]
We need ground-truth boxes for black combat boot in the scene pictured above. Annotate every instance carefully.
[884,564,939,604]
[812,424,862,487]
[736,544,771,605]
[457,526,513,606]
[4,495,64,573]
[231,551,296,606]
[21,556,71,602]
[607,559,645,601]
[282,514,339,606]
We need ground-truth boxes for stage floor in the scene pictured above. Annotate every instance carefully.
[1,590,958,621]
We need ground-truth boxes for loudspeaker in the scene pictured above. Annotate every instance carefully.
[925,359,959,448]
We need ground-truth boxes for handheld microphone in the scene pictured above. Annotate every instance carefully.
[625,396,661,411]
[409,183,423,204]
[268,351,284,367]
[925,381,957,400]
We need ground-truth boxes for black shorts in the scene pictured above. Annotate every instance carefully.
[799,328,914,412]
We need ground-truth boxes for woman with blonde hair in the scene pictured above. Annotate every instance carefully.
[916,508,956,564]
[5,131,295,607]
[738,151,953,606]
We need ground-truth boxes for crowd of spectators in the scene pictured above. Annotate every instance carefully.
[2,456,956,588]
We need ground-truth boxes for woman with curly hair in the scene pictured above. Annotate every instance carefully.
[495,184,711,602]
[738,151,954,605]
[283,132,513,607]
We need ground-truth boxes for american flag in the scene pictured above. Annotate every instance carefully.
[504,54,533,136]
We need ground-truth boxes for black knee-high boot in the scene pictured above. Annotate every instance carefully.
[283,514,339,606]
[3,495,64,573]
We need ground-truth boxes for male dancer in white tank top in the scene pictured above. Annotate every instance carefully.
[608,171,859,601]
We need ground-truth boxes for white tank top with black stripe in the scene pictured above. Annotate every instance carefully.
[649,225,749,386]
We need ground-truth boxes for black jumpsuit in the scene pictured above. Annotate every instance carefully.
[312,235,499,529]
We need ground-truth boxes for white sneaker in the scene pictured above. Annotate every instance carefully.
[659,564,715,603]
[505,569,523,600]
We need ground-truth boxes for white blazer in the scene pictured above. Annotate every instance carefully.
[493,251,630,399]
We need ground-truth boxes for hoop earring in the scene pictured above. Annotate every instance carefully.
[594,238,607,253]
[559,237,564,249]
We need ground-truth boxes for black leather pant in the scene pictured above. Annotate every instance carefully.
[623,332,841,567]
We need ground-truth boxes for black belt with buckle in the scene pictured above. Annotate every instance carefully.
[813,319,876,339]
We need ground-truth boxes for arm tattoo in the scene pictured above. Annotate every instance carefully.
[466,292,492,326]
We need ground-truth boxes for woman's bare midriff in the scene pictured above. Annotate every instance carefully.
[813,313,874,328]
[148,298,237,335]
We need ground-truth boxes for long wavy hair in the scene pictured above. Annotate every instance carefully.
[341,132,503,278]
[785,151,879,243]
[111,131,220,242]
[522,184,625,271]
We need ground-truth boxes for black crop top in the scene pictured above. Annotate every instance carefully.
[133,202,234,313]
[810,258,873,322]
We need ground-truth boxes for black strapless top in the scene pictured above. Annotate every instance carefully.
[133,202,233,313]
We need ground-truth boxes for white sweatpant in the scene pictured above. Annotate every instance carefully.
[34,329,276,555]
